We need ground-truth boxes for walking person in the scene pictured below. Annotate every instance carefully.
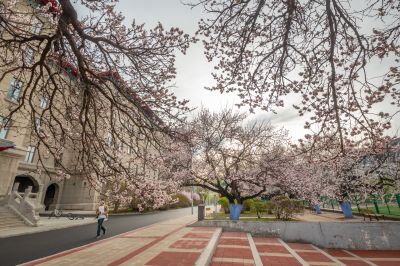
[96,200,108,238]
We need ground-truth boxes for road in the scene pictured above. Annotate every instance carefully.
[0,207,196,266]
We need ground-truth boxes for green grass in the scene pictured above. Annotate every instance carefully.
[211,211,272,218]
[206,212,297,222]
[352,205,400,217]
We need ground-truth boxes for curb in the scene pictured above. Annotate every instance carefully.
[195,227,222,266]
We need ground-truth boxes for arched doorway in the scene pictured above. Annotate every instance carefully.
[13,175,39,193]
[44,184,59,211]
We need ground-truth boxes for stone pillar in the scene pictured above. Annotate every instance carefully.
[23,186,32,199]
[37,184,45,211]
[12,182,20,192]
[0,147,25,203]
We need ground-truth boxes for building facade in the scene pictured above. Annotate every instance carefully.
[0,0,161,213]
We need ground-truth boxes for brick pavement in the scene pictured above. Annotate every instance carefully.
[210,234,400,266]
[21,216,400,266]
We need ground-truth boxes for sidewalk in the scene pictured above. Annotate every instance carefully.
[21,214,212,266]
[0,216,96,238]
[19,215,400,266]
[295,211,364,222]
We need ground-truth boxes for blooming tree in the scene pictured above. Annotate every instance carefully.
[187,109,290,207]
[0,0,194,207]
[193,0,400,156]
[103,134,193,211]
[282,137,400,216]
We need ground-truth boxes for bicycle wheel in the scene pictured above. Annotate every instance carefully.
[54,209,62,218]
[67,213,74,220]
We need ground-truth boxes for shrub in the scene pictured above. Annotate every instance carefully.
[242,199,254,212]
[170,193,192,208]
[178,191,201,205]
[265,201,273,214]
[271,195,304,220]
[250,199,268,218]
[218,197,230,214]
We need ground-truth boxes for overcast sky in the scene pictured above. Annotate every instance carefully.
[78,0,399,141]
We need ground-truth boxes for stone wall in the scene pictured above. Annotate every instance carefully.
[193,220,400,250]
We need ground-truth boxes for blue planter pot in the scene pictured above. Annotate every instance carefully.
[229,204,242,220]
[340,202,353,218]
[314,204,321,214]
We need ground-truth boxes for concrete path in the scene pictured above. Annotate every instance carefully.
[19,215,400,266]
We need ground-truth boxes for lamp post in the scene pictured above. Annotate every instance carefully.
[191,186,194,215]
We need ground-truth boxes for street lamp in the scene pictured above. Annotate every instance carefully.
[191,186,194,215]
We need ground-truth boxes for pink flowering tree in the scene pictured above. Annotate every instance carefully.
[94,135,193,211]
[187,109,290,219]
[283,138,400,218]
[192,0,399,157]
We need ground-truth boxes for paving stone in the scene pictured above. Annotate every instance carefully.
[297,251,334,262]
[190,227,219,232]
[256,244,290,253]
[287,243,316,250]
[325,249,353,257]
[373,262,400,266]
[339,259,372,266]
[219,238,250,246]
[145,251,200,266]
[350,250,400,258]
[182,232,213,239]
[210,262,255,266]
[169,239,208,249]
[221,232,248,238]
[213,247,253,260]
[252,237,281,244]
[260,255,302,266]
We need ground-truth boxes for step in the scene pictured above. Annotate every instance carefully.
[0,224,26,231]
[0,217,25,222]
[0,220,26,226]
[0,206,27,228]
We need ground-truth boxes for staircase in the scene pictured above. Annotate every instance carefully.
[0,206,27,231]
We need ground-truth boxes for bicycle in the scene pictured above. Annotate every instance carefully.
[67,213,85,220]
[48,208,63,219]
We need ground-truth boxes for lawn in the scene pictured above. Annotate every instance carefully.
[206,212,297,222]
[352,205,400,217]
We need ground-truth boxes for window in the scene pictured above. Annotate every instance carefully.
[24,47,34,65]
[128,145,137,155]
[31,18,43,35]
[7,78,23,102]
[0,116,9,139]
[35,117,41,131]
[118,142,123,152]
[24,146,36,163]
[39,96,49,109]
[106,133,113,146]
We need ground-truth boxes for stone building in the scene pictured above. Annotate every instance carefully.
[0,0,163,224]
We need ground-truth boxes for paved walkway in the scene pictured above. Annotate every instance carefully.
[211,233,400,266]
[20,215,400,266]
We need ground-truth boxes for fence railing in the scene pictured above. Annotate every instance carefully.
[316,194,400,217]
[7,182,40,226]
